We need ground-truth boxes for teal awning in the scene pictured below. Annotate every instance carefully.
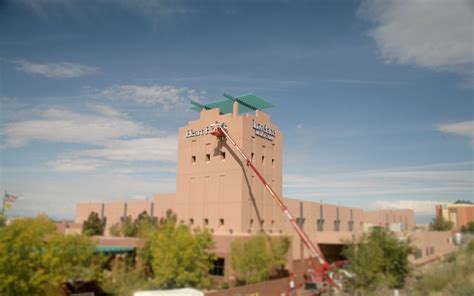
[96,246,135,253]
[190,93,273,115]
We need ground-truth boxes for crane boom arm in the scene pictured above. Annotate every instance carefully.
[210,122,327,268]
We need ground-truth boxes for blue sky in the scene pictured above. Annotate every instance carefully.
[0,0,472,223]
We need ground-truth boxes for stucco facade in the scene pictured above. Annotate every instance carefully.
[436,203,474,229]
[75,104,456,278]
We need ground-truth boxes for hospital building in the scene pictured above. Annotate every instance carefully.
[75,94,456,281]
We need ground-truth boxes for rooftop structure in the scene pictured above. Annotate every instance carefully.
[190,93,273,115]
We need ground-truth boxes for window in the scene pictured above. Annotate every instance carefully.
[317,219,325,232]
[426,247,436,256]
[349,210,354,232]
[426,247,435,256]
[206,154,211,162]
[221,151,226,160]
[204,218,209,226]
[414,248,422,259]
[334,220,341,232]
[348,221,354,232]
[296,217,305,226]
[250,219,254,228]
[209,258,225,276]
[271,220,275,228]
[191,155,196,164]
[261,155,265,164]
[189,218,194,225]
[272,158,275,167]
[251,152,255,162]
[219,218,225,227]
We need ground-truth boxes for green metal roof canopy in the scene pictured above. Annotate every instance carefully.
[96,246,135,253]
[190,93,274,114]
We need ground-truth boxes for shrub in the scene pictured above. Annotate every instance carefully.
[343,228,413,293]
[230,233,290,284]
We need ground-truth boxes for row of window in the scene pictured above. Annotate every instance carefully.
[191,151,226,164]
[186,218,285,234]
[191,152,276,166]
[413,246,435,259]
[188,218,280,228]
[191,151,275,167]
[184,217,359,232]
[316,219,356,232]
[188,218,226,227]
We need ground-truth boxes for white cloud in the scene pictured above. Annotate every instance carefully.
[15,0,194,20]
[2,106,147,147]
[437,120,474,147]
[284,161,473,199]
[100,84,205,110]
[372,199,446,215]
[4,172,176,219]
[47,158,101,172]
[77,136,178,162]
[2,102,179,172]
[13,59,99,78]
[359,0,474,86]
[86,103,123,117]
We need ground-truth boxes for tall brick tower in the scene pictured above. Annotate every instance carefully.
[174,94,284,235]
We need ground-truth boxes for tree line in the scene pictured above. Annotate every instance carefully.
[0,211,291,295]
[2,210,434,295]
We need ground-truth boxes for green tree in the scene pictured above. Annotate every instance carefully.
[121,215,135,237]
[134,211,157,238]
[230,233,290,284]
[343,228,413,294]
[466,221,474,232]
[0,215,56,295]
[102,257,150,296]
[429,216,453,231]
[109,223,121,236]
[42,234,102,291]
[0,215,5,228]
[82,212,106,236]
[148,210,215,289]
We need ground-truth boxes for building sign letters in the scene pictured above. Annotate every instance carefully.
[185,123,227,138]
[253,120,276,141]
[185,121,276,142]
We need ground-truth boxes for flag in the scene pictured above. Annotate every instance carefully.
[4,203,12,209]
[5,193,17,202]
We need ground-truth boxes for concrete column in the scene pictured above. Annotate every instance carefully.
[232,101,239,116]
